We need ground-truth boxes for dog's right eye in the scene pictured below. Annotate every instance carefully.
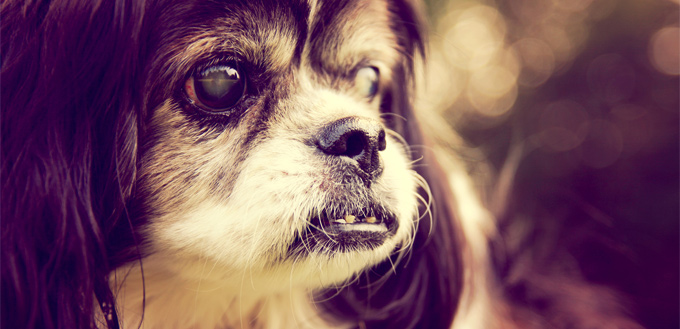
[185,64,246,112]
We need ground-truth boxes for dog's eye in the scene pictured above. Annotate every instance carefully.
[355,66,380,99]
[185,64,245,111]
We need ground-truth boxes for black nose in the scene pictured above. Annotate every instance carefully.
[317,117,386,176]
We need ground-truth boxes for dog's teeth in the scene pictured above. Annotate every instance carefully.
[334,219,346,224]
[344,215,355,224]
[365,216,377,223]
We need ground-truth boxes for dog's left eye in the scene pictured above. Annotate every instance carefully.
[355,66,380,99]
[185,64,246,112]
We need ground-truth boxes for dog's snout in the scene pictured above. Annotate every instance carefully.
[318,117,386,176]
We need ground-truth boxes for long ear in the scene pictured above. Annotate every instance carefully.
[318,1,464,328]
[1,1,145,328]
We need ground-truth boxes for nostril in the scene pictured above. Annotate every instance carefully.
[344,131,367,158]
[317,117,386,177]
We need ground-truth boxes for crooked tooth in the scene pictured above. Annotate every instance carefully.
[344,215,356,224]
[365,216,377,223]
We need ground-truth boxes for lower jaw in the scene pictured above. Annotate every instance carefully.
[319,229,390,251]
[286,227,394,258]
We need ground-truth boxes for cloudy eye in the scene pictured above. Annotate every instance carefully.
[355,66,380,99]
[185,64,246,112]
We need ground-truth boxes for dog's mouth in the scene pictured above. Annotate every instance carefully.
[309,206,396,233]
[287,204,398,257]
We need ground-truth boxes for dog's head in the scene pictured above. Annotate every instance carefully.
[133,0,422,288]
[2,0,462,328]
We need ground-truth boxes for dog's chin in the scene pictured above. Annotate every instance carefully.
[144,198,411,287]
[140,215,403,295]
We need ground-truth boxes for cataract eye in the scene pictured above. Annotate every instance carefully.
[185,64,246,112]
[355,66,379,99]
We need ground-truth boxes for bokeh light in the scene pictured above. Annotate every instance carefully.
[422,0,679,164]
[512,38,555,88]
[535,99,589,153]
[587,53,636,104]
[577,119,624,168]
[649,26,680,76]
[419,0,630,126]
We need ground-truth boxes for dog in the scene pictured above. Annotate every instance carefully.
[1,0,644,329]
[2,0,463,328]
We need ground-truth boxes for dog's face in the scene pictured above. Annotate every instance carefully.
[133,0,422,291]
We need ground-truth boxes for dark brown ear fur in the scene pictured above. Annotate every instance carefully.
[1,1,145,328]
[317,1,464,328]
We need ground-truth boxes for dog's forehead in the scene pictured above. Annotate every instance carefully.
[306,0,400,72]
[154,0,399,83]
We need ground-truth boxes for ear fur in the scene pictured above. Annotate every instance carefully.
[1,1,145,328]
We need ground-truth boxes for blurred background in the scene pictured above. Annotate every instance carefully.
[419,0,679,328]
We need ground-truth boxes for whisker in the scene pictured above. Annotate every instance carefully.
[379,112,408,123]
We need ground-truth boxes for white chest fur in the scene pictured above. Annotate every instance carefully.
[109,256,343,329]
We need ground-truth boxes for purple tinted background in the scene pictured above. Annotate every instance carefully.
[425,0,679,328]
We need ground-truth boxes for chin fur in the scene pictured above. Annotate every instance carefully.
[2,0,643,329]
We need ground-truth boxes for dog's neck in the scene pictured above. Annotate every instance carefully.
[109,255,341,329]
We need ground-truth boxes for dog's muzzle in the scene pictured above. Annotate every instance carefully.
[284,117,401,256]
